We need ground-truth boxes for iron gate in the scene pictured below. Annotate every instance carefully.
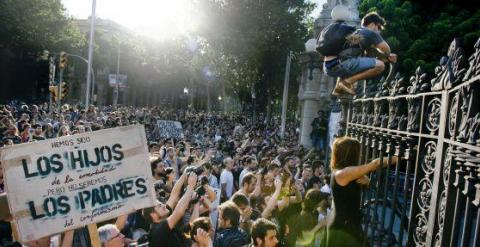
[342,38,480,247]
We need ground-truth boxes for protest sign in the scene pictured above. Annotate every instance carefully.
[108,74,128,88]
[156,120,184,139]
[0,125,156,242]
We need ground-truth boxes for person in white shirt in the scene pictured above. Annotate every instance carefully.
[220,157,235,201]
[320,175,332,194]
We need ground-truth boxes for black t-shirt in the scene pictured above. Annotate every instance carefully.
[351,28,384,50]
[311,117,328,137]
[149,219,185,247]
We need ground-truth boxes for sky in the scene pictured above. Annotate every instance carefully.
[61,0,327,38]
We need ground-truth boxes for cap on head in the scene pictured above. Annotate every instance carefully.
[331,5,351,22]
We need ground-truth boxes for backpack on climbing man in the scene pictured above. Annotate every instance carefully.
[316,21,356,56]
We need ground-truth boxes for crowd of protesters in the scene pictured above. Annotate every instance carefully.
[0,101,338,247]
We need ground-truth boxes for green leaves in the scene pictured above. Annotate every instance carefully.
[360,0,480,76]
[0,0,84,52]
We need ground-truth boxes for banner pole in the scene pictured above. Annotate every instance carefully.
[88,224,101,247]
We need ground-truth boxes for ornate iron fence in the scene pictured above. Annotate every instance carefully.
[342,37,480,247]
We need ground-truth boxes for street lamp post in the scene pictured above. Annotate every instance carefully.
[305,39,320,80]
[183,87,189,109]
[297,38,323,148]
[113,42,121,107]
[85,0,97,108]
[67,54,96,103]
[280,51,292,139]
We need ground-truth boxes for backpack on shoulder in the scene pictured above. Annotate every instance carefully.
[316,22,356,56]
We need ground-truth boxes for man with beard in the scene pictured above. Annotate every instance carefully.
[235,173,260,199]
[151,158,168,200]
[151,158,166,181]
[250,218,279,247]
[215,201,250,247]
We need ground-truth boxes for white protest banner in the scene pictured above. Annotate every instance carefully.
[156,120,184,139]
[108,74,128,88]
[1,125,156,242]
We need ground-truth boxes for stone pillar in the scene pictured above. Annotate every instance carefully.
[298,52,322,148]
[297,1,360,148]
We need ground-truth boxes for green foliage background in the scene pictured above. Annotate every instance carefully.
[359,0,480,76]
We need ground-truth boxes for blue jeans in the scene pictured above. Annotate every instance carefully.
[324,57,376,79]
[312,136,325,151]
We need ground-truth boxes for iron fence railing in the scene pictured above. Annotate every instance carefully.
[341,37,480,247]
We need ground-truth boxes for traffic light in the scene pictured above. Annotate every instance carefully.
[58,51,68,70]
[60,82,68,99]
[49,86,59,101]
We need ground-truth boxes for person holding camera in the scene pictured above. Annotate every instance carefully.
[144,173,197,247]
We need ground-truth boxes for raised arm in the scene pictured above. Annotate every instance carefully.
[166,172,187,209]
[375,41,391,55]
[204,184,217,202]
[289,183,303,204]
[335,157,398,186]
[375,42,397,62]
[189,202,201,224]
[115,214,129,231]
[262,178,282,218]
[277,194,290,212]
[167,173,196,229]
[199,196,212,215]
[277,179,291,211]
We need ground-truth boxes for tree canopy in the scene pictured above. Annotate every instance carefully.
[359,0,480,75]
[0,0,84,52]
